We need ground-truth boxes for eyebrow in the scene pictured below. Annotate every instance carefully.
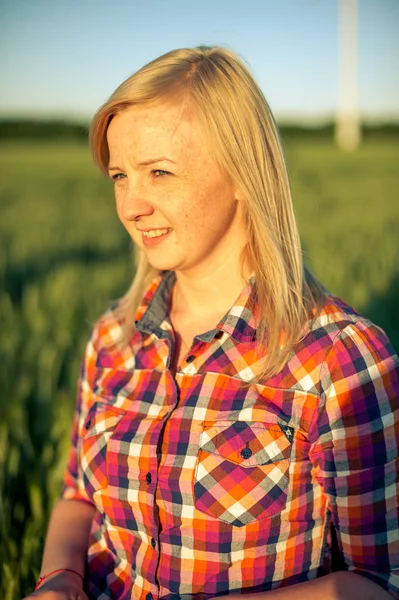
[139,157,176,166]
[108,157,176,172]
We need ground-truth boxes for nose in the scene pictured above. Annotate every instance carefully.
[119,179,154,222]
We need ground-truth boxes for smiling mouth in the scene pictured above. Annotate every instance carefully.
[142,228,172,239]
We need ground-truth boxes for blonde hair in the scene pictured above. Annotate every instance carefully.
[90,46,325,380]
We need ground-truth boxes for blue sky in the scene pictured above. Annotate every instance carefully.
[0,0,398,121]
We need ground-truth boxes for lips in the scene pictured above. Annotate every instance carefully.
[142,228,172,239]
[140,227,173,247]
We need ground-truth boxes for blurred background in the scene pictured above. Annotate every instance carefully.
[0,0,398,596]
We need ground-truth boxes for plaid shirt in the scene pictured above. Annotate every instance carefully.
[63,271,399,600]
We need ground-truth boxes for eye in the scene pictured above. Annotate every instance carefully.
[152,169,171,177]
[110,172,126,182]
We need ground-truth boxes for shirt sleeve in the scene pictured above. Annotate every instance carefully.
[61,328,99,505]
[309,319,399,597]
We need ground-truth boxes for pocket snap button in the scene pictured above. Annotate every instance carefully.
[240,447,252,459]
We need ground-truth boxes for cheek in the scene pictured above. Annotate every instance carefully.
[180,203,209,241]
[115,204,128,230]
[114,192,125,221]
[186,191,236,237]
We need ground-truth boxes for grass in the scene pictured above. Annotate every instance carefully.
[1,137,398,597]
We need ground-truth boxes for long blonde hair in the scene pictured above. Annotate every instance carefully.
[90,46,325,380]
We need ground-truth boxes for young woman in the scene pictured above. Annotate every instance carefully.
[27,46,398,600]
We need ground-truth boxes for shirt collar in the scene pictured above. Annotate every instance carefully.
[135,271,259,343]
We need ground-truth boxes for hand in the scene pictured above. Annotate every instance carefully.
[22,570,89,600]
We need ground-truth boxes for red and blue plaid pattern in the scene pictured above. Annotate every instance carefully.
[62,271,399,599]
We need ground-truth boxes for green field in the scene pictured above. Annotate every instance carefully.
[1,137,398,597]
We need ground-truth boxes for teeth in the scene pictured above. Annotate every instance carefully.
[142,228,171,239]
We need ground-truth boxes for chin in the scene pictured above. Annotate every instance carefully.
[145,255,182,272]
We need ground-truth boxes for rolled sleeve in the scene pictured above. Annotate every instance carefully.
[309,321,399,597]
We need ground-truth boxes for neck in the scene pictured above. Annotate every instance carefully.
[173,246,251,318]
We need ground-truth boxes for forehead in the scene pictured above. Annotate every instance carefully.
[106,101,204,158]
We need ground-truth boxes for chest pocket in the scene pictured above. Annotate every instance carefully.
[80,401,125,499]
[194,421,293,527]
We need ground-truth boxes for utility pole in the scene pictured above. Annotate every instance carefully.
[336,0,361,151]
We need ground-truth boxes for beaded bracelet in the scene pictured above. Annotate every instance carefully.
[34,568,83,590]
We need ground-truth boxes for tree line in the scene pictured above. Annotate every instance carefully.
[0,118,398,142]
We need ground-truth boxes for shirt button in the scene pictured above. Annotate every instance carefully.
[241,447,252,459]
[215,330,224,340]
[85,419,91,430]
[146,594,153,600]
[186,355,195,363]
[151,537,156,548]
[146,472,152,484]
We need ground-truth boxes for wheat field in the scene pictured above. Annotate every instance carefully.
[1,137,398,598]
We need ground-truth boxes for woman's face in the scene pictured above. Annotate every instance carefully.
[106,101,248,277]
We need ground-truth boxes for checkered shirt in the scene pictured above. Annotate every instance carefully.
[62,271,399,599]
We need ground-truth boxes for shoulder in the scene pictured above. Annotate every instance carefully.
[82,270,168,371]
[313,294,397,365]
[311,294,379,336]
[80,299,134,381]
[306,294,395,358]
[276,295,398,394]
[310,296,398,407]
[91,300,127,350]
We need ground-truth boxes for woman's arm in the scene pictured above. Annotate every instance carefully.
[235,571,392,599]
[23,498,96,597]
[39,498,96,577]
[25,330,99,597]
[308,322,399,598]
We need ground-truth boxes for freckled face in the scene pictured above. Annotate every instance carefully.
[106,101,248,276]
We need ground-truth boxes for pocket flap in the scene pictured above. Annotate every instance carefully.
[200,421,292,466]
[82,401,125,438]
